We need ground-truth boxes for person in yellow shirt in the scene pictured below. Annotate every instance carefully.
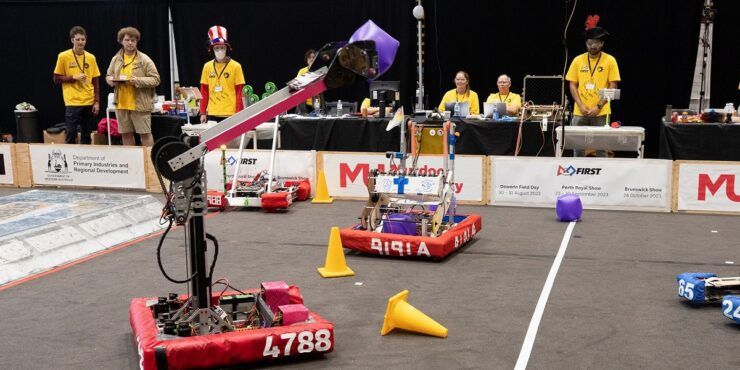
[566,23,621,156]
[438,71,479,116]
[53,26,101,144]
[296,49,320,112]
[485,74,522,116]
[199,26,246,123]
[106,27,161,147]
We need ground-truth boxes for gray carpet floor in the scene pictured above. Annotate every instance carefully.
[0,188,738,369]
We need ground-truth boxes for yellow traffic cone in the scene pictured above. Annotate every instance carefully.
[312,169,334,204]
[381,290,448,338]
[317,227,354,278]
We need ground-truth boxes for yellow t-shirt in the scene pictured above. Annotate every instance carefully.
[438,89,480,115]
[565,52,621,116]
[486,92,522,106]
[53,49,100,106]
[116,53,137,110]
[200,59,246,117]
[297,66,313,106]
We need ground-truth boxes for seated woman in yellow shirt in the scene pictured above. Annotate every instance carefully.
[360,98,393,117]
[485,74,522,115]
[437,70,480,115]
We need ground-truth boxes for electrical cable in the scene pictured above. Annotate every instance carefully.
[561,0,578,154]
[157,218,196,284]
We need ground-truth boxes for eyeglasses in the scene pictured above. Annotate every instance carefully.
[586,40,604,47]
[497,80,510,84]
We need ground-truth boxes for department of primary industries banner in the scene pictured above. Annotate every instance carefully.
[204,149,315,193]
[29,145,146,189]
[0,144,14,185]
[676,161,740,213]
[489,157,672,212]
[320,152,485,203]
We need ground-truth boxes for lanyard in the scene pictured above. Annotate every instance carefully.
[73,50,85,73]
[456,90,469,102]
[587,53,602,80]
[212,59,231,83]
[122,51,137,70]
[498,93,509,103]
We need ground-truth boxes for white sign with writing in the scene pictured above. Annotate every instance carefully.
[676,162,740,213]
[203,149,315,193]
[0,144,14,185]
[490,157,672,212]
[29,145,146,189]
[321,152,484,202]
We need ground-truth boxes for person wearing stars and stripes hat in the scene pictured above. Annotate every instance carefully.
[199,25,246,123]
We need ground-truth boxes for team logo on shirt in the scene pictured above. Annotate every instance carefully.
[580,65,589,72]
[224,72,230,79]
[209,71,216,78]
[597,66,604,73]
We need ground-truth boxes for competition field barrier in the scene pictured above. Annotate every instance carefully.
[0,143,737,215]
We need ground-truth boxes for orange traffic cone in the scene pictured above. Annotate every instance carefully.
[311,169,334,204]
[317,227,354,278]
[381,290,448,338]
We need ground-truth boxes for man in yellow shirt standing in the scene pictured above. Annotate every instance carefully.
[105,27,161,147]
[485,74,522,116]
[53,26,100,144]
[199,26,245,123]
[565,21,621,156]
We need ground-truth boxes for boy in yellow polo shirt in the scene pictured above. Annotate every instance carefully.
[566,20,621,156]
[199,26,245,123]
[53,26,100,144]
[485,74,522,116]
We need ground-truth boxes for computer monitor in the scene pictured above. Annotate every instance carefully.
[444,101,470,118]
[370,81,400,118]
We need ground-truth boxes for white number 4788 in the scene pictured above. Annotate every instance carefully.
[263,329,332,358]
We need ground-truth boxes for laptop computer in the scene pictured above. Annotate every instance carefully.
[444,101,470,117]
[483,102,508,119]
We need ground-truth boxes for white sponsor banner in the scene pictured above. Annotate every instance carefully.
[677,162,740,213]
[204,149,315,193]
[490,157,672,212]
[29,145,146,189]
[0,144,14,184]
[321,152,484,202]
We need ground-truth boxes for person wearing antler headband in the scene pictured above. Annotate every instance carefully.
[566,15,621,157]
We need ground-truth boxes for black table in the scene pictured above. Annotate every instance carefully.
[280,116,556,156]
[659,120,740,161]
[280,117,401,152]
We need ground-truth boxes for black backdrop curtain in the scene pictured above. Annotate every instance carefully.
[0,0,170,135]
[2,0,734,158]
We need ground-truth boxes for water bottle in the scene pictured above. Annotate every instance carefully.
[493,105,499,120]
[724,103,735,123]
[453,102,460,118]
[337,99,343,116]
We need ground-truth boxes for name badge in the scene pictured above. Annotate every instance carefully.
[214,85,223,92]
[585,82,595,91]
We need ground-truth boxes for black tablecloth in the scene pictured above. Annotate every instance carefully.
[659,120,740,161]
[280,117,401,152]
[151,114,185,141]
[280,116,556,156]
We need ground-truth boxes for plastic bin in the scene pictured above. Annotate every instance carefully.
[14,110,41,143]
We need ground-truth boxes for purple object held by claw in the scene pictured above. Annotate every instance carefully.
[349,20,399,78]
[556,194,582,222]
